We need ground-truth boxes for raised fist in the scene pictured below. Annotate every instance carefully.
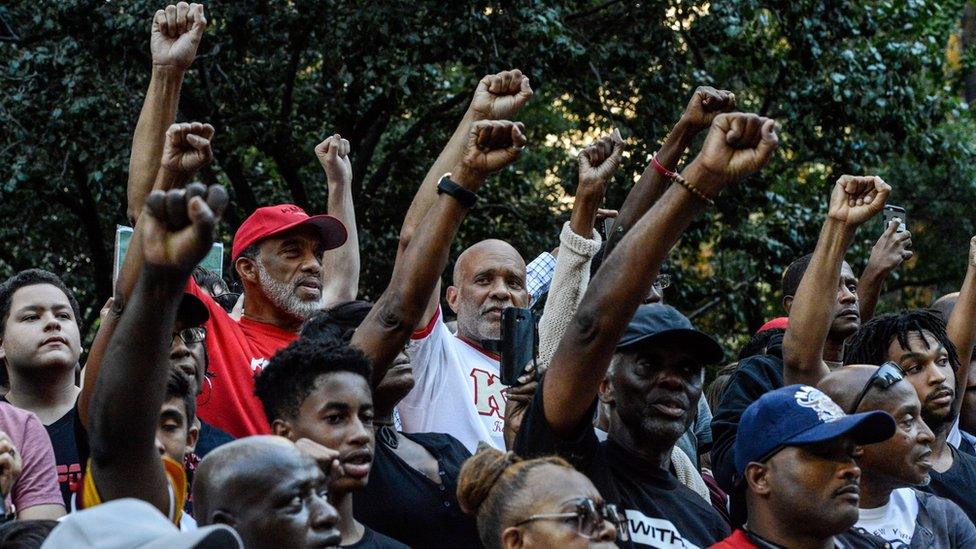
[827,175,890,227]
[160,122,214,175]
[578,129,625,195]
[142,182,227,272]
[469,69,533,121]
[151,2,207,69]
[458,120,527,177]
[681,86,736,131]
[0,432,22,498]
[689,112,779,193]
[314,134,352,187]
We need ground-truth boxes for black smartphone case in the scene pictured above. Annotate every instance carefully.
[499,307,536,386]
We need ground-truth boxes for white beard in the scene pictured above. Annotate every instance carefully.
[256,261,325,321]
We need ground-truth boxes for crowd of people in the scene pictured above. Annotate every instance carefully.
[2,3,976,548]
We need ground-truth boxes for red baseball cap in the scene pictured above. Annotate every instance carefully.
[232,204,347,260]
[756,317,789,334]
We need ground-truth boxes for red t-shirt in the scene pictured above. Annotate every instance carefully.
[186,280,297,438]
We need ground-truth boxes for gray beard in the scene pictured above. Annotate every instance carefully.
[256,261,325,321]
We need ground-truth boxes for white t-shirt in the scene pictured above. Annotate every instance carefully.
[398,307,507,452]
[855,487,918,546]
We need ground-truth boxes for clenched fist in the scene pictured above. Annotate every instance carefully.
[578,130,625,196]
[152,3,207,69]
[681,86,737,131]
[0,432,21,499]
[827,175,890,227]
[469,69,533,121]
[160,122,214,175]
[687,112,779,194]
[314,134,352,187]
[457,120,527,180]
[142,183,227,272]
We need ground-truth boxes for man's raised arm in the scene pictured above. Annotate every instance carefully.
[315,134,360,305]
[603,87,735,258]
[783,176,890,387]
[858,219,913,322]
[946,237,976,419]
[543,113,779,437]
[127,2,206,224]
[81,123,214,428]
[353,121,527,390]
[398,70,533,329]
[88,182,227,515]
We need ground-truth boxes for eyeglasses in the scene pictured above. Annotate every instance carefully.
[173,327,207,345]
[848,361,904,414]
[514,498,628,542]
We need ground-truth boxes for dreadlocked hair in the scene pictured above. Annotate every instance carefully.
[456,446,574,549]
[844,309,960,370]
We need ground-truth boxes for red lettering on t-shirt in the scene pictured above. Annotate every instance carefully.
[470,368,508,419]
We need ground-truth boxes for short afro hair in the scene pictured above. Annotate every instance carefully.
[0,269,80,336]
[844,309,960,371]
[780,253,813,298]
[300,300,374,345]
[254,337,372,423]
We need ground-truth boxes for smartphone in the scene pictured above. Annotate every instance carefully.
[601,218,615,241]
[499,307,537,386]
[882,204,907,233]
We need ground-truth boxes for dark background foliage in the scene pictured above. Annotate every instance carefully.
[3,0,976,362]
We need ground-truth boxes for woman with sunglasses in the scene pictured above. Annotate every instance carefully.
[457,446,619,548]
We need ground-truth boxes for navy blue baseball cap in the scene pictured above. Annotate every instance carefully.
[734,384,896,476]
[616,304,723,364]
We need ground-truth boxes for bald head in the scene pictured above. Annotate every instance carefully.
[452,239,525,286]
[818,365,881,412]
[193,436,314,523]
[930,293,958,323]
[447,239,529,344]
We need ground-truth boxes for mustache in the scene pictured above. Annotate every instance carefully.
[479,300,512,315]
[925,386,955,403]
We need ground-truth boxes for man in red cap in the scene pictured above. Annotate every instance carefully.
[181,200,348,438]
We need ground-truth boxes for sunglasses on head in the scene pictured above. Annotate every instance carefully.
[848,361,904,414]
[515,497,629,542]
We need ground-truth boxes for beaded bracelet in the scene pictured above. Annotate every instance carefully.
[651,155,715,207]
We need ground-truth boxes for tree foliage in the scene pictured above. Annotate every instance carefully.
[2,0,974,357]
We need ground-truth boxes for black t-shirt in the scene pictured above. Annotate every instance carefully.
[342,526,408,549]
[710,353,784,497]
[1,397,87,509]
[195,419,234,459]
[918,445,976,524]
[515,380,730,548]
[353,430,479,548]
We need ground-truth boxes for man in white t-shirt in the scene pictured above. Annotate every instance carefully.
[400,239,529,451]
[394,68,535,452]
[819,365,976,547]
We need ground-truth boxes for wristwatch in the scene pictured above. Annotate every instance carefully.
[437,173,478,209]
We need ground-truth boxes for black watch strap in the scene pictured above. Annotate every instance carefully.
[437,175,477,209]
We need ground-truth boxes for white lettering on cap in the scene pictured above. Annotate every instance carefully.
[794,385,844,423]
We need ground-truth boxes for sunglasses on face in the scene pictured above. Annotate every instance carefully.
[515,497,629,542]
[173,327,207,345]
[848,361,904,414]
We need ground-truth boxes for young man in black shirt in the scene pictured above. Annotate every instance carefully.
[515,111,779,547]
[713,384,895,548]
[0,269,86,512]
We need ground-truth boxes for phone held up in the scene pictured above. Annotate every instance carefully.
[499,307,538,386]
[882,204,907,233]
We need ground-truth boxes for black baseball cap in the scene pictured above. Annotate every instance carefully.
[176,293,209,328]
[616,304,723,364]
